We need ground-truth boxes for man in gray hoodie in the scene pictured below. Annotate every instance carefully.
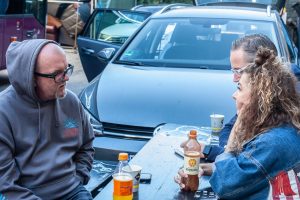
[0,39,95,199]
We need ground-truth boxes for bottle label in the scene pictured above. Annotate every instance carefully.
[184,151,200,175]
[113,174,133,196]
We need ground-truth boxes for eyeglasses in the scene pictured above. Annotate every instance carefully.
[34,64,74,83]
[230,65,248,75]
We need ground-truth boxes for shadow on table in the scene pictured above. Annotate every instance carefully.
[85,160,117,197]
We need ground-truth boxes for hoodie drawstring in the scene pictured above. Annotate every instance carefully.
[55,99,60,127]
[37,102,41,142]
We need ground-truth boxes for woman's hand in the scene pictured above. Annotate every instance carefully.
[174,168,189,189]
[174,163,212,189]
[225,112,242,152]
[225,129,236,153]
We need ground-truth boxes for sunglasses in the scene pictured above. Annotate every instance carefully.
[34,64,74,83]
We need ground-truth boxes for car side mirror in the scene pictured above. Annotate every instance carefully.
[97,48,116,61]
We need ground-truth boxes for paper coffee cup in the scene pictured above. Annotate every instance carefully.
[122,165,142,192]
[210,114,224,133]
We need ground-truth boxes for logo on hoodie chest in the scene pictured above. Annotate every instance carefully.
[63,118,79,138]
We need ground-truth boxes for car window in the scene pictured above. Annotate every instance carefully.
[83,9,150,44]
[95,0,195,8]
[118,18,279,70]
[195,0,277,6]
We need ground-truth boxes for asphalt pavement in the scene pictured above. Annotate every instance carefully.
[0,48,88,95]
[64,48,89,95]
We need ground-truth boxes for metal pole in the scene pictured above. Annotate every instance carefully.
[73,3,79,52]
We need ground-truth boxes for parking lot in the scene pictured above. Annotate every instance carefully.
[0,48,88,95]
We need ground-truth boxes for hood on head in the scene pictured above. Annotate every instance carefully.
[6,39,57,101]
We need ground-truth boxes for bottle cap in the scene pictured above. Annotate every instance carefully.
[118,153,128,161]
[189,130,197,138]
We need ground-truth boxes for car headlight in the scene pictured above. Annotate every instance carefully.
[99,33,112,41]
[84,109,103,136]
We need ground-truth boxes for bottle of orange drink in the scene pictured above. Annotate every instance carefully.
[113,153,133,200]
[182,130,201,192]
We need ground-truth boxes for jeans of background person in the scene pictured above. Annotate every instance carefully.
[61,183,93,200]
[286,0,299,47]
[0,0,8,14]
[206,115,237,162]
[78,3,91,23]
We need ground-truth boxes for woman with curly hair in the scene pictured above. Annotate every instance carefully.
[210,47,300,199]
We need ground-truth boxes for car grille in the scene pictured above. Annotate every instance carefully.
[99,34,128,44]
[110,37,128,44]
[102,122,154,140]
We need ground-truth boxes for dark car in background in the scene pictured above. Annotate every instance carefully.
[77,8,151,81]
[0,0,46,70]
[77,3,194,81]
[78,2,299,161]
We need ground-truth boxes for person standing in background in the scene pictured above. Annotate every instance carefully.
[285,0,299,46]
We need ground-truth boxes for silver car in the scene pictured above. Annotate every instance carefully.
[79,2,299,160]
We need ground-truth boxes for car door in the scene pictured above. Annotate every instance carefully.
[0,17,4,70]
[77,8,151,82]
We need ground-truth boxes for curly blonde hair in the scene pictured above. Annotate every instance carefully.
[230,47,300,152]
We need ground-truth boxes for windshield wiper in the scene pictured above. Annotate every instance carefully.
[198,66,209,69]
[114,60,145,66]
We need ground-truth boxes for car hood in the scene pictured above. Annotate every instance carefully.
[93,63,236,128]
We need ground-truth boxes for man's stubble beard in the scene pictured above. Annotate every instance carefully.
[55,83,68,99]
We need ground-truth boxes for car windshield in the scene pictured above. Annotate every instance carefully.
[117,18,279,70]
[85,10,150,44]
